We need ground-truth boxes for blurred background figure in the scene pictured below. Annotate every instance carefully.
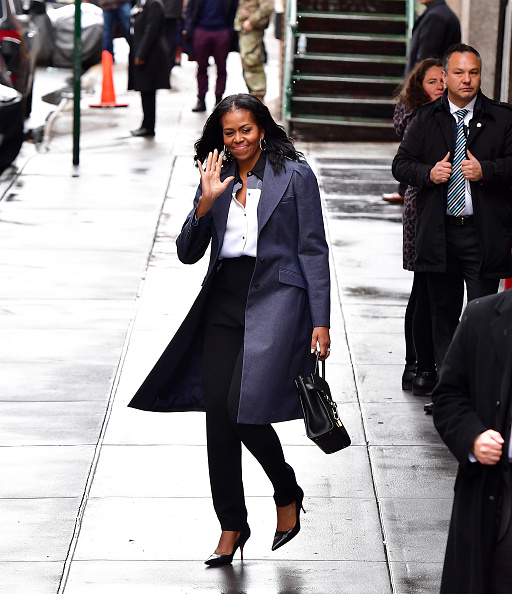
[383,0,461,203]
[128,0,171,137]
[162,0,184,87]
[405,0,461,76]
[100,0,131,61]
[395,58,444,399]
[234,0,274,103]
[183,0,238,112]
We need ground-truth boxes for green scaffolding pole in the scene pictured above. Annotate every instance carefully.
[73,0,82,166]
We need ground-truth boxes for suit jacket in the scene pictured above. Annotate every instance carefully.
[392,91,512,278]
[182,0,238,56]
[432,289,512,594]
[405,0,460,75]
[128,157,330,425]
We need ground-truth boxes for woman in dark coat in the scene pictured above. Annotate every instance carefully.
[129,94,331,565]
[394,58,444,397]
[128,0,171,137]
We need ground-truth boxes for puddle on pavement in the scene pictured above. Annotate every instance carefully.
[345,286,408,301]
[317,157,401,220]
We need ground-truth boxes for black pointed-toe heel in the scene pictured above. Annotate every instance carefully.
[204,525,251,567]
[272,487,305,551]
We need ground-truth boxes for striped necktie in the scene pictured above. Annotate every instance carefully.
[446,108,469,216]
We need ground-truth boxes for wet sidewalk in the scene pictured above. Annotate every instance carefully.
[0,35,455,594]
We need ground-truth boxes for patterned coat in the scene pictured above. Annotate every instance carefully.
[393,100,417,271]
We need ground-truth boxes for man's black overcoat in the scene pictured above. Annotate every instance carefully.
[392,91,512,279]
[405,0,460,74]
[432,289,512,593]
[128,0,171,93]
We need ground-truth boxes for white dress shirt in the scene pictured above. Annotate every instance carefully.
[219,156,265,258]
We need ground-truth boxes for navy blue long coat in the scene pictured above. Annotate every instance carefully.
[128,157,330,424]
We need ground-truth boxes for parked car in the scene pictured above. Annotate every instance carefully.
[0,0,41,117]
[0,79,24,173]
[35,0,103,71]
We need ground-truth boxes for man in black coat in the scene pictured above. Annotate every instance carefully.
[128,0,171,136]
[392,44,512,375]
[405,0,461,75]
[432,289,512,594]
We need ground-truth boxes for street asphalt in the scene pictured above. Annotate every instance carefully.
[0,33,458,594]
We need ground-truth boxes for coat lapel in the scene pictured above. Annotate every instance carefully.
[435,109,454,154]
[257,159,293,233]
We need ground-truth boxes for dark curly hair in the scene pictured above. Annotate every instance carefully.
[193,94,304,174]
[395,58,443,112]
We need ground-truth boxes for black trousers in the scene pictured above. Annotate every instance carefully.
[404,271,436,372]
[426,222,499,370]
[201,257,298,531]
[140,90,156,133]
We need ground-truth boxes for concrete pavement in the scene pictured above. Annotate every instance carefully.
[0,34,457,594]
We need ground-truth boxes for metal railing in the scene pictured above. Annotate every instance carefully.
[281,0,297,131]
[280,0,417,131]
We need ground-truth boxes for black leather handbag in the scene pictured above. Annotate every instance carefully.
[295,355,351,454]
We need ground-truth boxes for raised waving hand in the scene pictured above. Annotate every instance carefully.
[196,149,235,218]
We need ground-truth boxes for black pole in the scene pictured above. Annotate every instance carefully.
[72,0,82,166]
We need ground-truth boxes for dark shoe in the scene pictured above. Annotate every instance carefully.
[382,192,404,203]
[130,128,155,137]
[272,487,305,551]
[412,370,438,396]
[192,98,206,112]
[205,525,251,567]
[424,402,434,415]
[401,363,416,391]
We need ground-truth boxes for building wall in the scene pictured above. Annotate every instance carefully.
[424,0,501,98]
[465,0,501,97]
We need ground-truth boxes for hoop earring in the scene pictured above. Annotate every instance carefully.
[222,144,231,161]
[259,138,266,151]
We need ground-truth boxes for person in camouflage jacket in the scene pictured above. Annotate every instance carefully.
[234,0,274,102]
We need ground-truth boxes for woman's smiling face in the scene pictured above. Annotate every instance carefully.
[222,109,264,166]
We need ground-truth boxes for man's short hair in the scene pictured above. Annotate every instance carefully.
[442,43,482,72]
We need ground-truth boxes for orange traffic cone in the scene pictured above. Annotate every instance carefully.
[90,50,128,108]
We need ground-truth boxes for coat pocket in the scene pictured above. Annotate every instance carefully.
[279,268,307,289]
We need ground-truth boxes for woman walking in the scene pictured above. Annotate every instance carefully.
[396,58,444,398]
[128,0,171,137]
[129,94,331,564]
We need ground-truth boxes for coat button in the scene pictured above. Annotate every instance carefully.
[260,258,266,263]
[490,496,495,501]
[255,283,260,289]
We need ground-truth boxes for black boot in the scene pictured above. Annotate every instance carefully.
[192,97,206,112]
[130,127,155,137]
[412,370,437,397]
[401,363,416,391]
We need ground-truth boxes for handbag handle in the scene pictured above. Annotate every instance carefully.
[314,352,326,378]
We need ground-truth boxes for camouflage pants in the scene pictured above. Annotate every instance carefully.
[238,29,266,95]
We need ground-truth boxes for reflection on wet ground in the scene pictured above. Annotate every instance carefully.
[317,157,402,222]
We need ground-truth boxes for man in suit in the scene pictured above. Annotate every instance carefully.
[405,0,460,76]
[392,44,512,384]
[432,289,512,594]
